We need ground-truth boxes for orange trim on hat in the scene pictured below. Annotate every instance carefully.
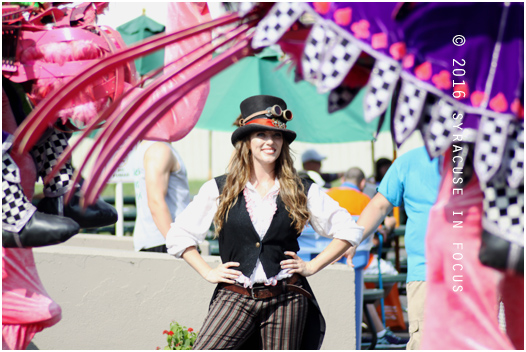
[245,118,287,129]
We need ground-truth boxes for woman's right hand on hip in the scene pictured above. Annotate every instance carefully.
[205,262,242,284]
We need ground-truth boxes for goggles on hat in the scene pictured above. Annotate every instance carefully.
[242,105,293,125]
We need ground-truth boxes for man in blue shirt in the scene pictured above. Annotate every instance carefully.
[345,146,441,350]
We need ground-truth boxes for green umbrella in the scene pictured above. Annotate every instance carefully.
[117,14,165,76]
[197,48,390,143]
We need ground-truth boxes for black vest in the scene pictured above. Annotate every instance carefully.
[215,175,312,278]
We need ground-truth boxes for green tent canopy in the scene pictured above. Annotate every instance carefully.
[117,15,165,76]
[197,48,390,143]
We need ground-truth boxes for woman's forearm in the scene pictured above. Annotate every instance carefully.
[356,192,394,243]
[181,246,213,279]
[307,238,353,275]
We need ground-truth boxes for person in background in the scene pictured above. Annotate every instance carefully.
[299,149,342,189]
[327,167,408,348]
[166,95,363,349]
[363,157,392,199]
[133,141,191,253]
[343,146,441,350]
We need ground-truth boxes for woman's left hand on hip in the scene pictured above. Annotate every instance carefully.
[281,251,315,277]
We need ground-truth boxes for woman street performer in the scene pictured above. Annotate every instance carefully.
[166,95,363,349]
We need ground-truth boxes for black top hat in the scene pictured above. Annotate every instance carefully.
[231,95,297,145]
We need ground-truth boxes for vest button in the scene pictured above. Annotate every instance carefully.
[255,242,261,248]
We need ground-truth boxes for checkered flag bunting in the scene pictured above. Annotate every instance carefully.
[446,142,475,189]
[482,176,524,244]
[2,131,14,154]
[474,115,511,184]
[317,35,362,93]
[503,121,524,189]
[302,22,336,85]
[2,152,20,183]
[421,100,461,158]
[238,2,255,17]
[417,95,437,151]
[328,85,360,113]
[2,154,36,233]
[252,2,304,49]
[392,80,428,146]
[364,59,401,122]
[30,131,74,197]
[480,165,524,273]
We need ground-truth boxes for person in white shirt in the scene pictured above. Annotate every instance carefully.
[300,148,342,189]
[166,95,364,349]
[133,141,190,253]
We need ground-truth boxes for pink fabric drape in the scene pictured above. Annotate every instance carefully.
[2,248,62,350]
[141,2,212,141]
[2,89,62,350]
[422,149,524,350]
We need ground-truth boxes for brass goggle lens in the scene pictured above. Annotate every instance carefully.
[265,105,293,121]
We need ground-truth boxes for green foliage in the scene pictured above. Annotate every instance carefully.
[159,322,198,350]
[188,179,207,197]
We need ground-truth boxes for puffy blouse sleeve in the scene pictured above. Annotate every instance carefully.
[307,183,364,247]
[166,179,219,257]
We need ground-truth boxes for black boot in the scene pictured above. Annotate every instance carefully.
[2,211,80,248]
[36,192,118,229]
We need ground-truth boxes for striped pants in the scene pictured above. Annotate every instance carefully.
[193,286,308,350]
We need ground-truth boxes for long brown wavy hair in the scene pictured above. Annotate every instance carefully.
[213,121,310,235]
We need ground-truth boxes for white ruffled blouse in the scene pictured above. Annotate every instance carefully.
[166,178,364,288]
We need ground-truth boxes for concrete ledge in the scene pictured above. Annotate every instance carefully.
[31,234,355,350]
[65,233,211,255]
[59,233,135,251]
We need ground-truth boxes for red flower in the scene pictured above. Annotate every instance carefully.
[176,343,181,347]
[167,331,174,336]
[163,330,169,335]
[389,42,407,61]
[489,92,508,113]
[453,82,470,100]
[414,62,432,81]
[334,8,352,26]
[351,19,370,39]
[470,91,487,107]
[402,54,415,68]
[432,70,452,90]
[188,327,194,332]
[371,32,388,49]
[156,347,161,350]
[313,2,330,15]
[511,98,524,118]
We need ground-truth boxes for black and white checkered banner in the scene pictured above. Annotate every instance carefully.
[421,99,462,159]
[252,2,304,49]
[2,132,14,154]
[2,153,36,233]
[503,120,524,189]
[328,85,360,113]
[302,22,336,85]
[418,96,436,155]
[238,2,255,17]
[392,80,428,146]
[446,142,475,189]
[2,151,20,183]
[317,35,362,94]
[482,176,524,244]
[474,115,511,184]
[364,59,401,123]
[30,131,74,197]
